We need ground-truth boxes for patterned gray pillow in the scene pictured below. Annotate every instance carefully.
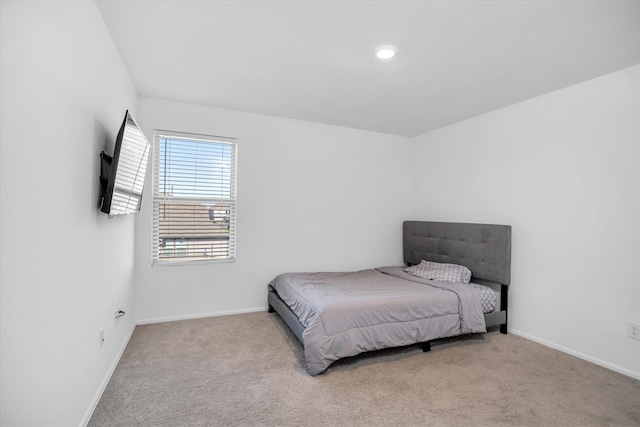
[404,260,472,284]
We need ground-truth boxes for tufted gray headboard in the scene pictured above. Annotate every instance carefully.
[403,221,511,286]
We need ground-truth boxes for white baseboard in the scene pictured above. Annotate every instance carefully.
[135,306,266,325]
[509,328,640,381]
[80,322,136,427]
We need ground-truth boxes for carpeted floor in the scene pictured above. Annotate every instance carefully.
[89,312,640,426]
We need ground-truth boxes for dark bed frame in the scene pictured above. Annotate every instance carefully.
[268,220,512,353]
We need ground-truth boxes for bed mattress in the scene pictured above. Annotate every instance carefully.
[269,266,493,375]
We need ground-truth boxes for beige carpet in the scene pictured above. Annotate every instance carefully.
[89,312,640,426]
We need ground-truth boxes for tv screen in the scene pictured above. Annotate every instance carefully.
[99,110,150,215]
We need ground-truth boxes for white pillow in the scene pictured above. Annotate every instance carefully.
[404,260,472,284]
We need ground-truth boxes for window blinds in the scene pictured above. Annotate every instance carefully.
[152,130,237,264]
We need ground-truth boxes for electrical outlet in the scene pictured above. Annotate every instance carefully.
[628,322,640,341]
[99,327,105,345]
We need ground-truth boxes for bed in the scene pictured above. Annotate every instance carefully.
[267,220,512,375]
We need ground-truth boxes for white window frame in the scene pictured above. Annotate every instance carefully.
[152,129,237,266]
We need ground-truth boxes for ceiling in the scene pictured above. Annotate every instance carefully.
[96,1,640,137]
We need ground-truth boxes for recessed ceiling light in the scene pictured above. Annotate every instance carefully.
[376,45,397,60]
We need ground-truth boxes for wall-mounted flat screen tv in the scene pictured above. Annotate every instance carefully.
[99,110,150,215]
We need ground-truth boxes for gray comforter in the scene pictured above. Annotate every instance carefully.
[269,266,488,375]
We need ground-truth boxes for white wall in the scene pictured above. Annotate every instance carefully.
[134,98,412,322]
[410,65,640,378]
[0,1,139,426]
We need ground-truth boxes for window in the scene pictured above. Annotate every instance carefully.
[152,130,237,265]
